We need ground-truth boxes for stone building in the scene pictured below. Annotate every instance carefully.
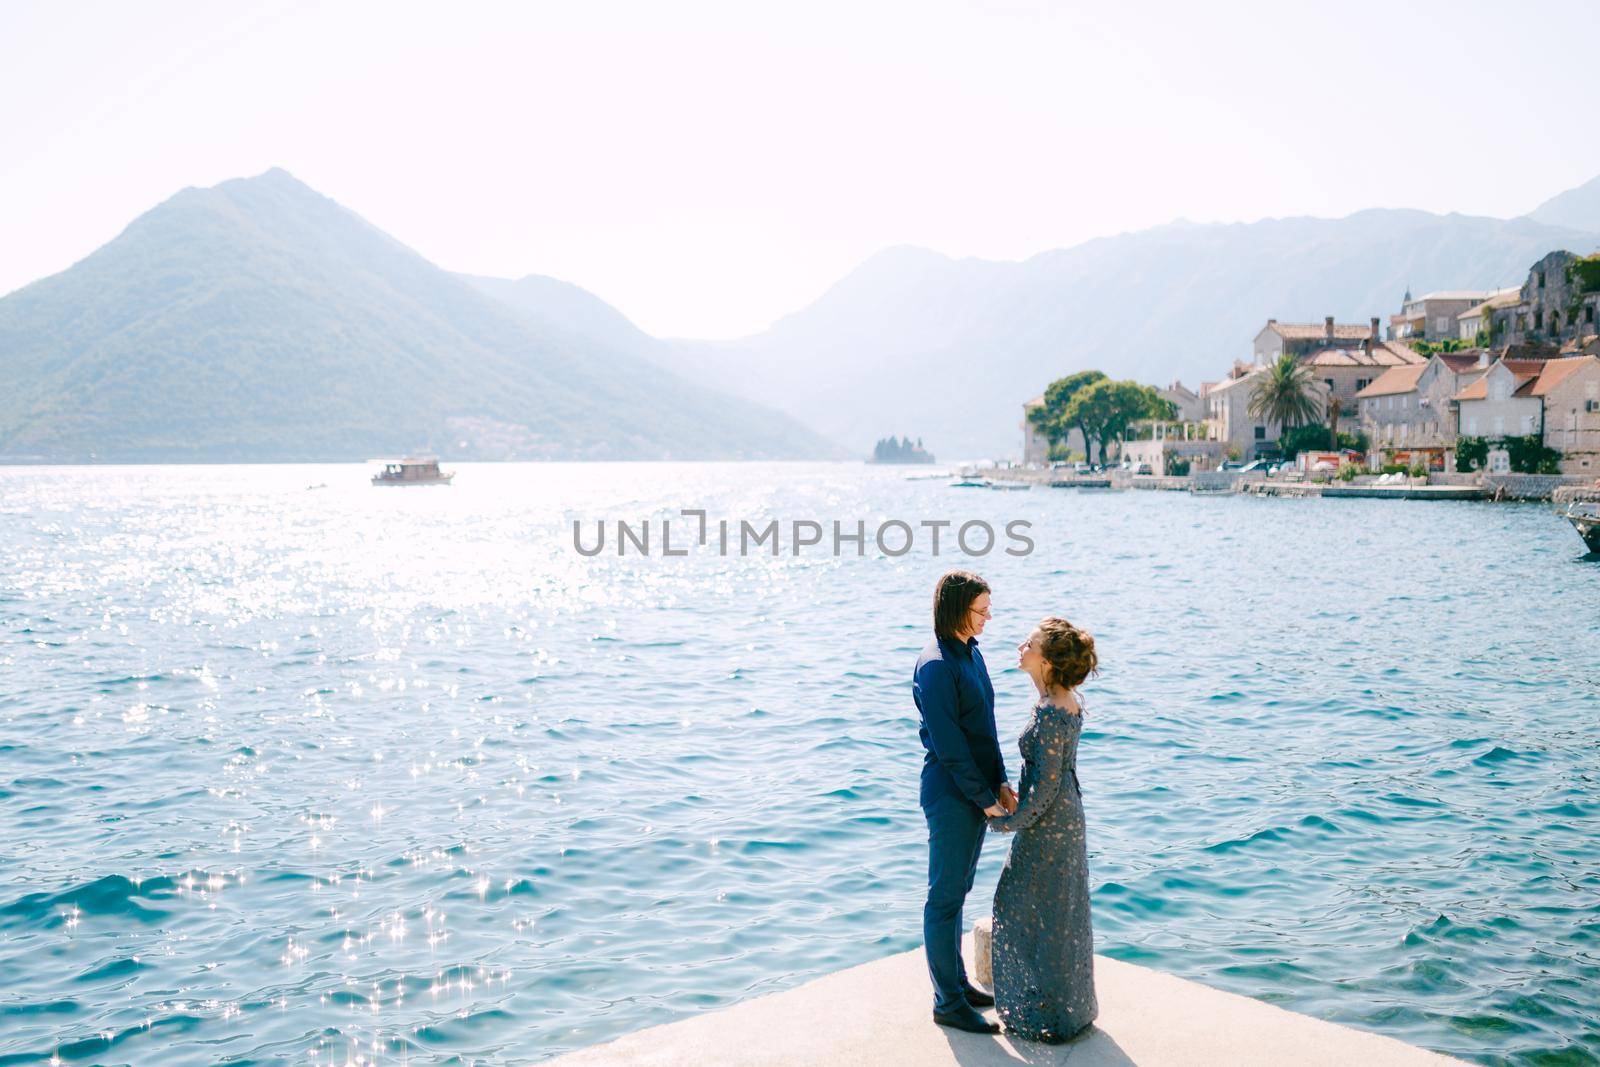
[1456,287,1522,341]
[1530,355,1600,475]
[1453,358,1548,440]
[1389,290,1495,342]
[1355,352,1487,467]
[1490,251,1600,348]
[1253,317,1382,363]
[1158,380,1203,423]
[1202,366,1332,460]
[1303,340,1427,420]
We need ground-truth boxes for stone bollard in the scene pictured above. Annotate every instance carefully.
[974,917,994,989]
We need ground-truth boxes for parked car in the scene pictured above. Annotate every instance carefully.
[1073,462,1093,474]
[1218,460,1245,471]
[1238,459,1272,473]
[1134,463,1154,475]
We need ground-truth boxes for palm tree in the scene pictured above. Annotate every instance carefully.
[1247,353,1322,440]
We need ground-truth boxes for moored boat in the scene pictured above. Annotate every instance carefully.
[372,457,454,486]
[1561,503,1600,553]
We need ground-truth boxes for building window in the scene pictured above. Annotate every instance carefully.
[1255,426,1266,440]
[1538,271,1546,289]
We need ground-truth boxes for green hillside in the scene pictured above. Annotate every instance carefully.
[0,169,838,461]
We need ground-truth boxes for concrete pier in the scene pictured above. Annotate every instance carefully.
[547,931,1463,1066]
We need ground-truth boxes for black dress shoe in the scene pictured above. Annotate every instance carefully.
[961,986,995,1007]
[933,1007,1001,1034]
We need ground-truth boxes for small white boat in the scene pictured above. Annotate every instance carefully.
[372,457,454,486]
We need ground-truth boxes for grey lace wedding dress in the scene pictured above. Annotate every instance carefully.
[986,697,1097,1043]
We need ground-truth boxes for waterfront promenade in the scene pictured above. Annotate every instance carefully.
[977,465,1600,502]
[548,930,1463,1067]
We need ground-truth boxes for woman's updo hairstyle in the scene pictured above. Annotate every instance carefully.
[1037,616,1097,690]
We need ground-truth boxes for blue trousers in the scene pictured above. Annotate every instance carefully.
[922,793,986,1013]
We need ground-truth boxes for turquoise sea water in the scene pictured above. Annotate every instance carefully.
[2,462,1597,1065]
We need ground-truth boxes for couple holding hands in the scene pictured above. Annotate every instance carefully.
[913,570,1098,1044]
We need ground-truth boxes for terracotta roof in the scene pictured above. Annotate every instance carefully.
[1437,352,1487,373]
[1304,341,1425,368]
[1453,359,1547,402]
[1378,341,1427,364]
[1265,321,1374,341]
[1355,364,1427,398]
[1498,342,1562,361]
[1024,394,1045,407]
[1529,356,1600,396]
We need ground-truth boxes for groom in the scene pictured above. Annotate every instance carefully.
[914,570,1015,1034]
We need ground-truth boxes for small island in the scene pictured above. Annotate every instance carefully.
[869,435,936,464]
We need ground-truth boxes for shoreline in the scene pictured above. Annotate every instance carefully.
[978,465,1600,503]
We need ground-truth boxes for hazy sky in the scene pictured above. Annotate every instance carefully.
[3,0,1599,338]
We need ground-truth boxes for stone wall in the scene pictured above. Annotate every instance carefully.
[1483,473,1591,500]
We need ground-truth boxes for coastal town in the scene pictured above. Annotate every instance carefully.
[1018,249,1600,502]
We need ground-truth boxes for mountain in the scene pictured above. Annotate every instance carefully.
[662,203,1600,459]
[1528,174,1600,233]
[460,272,651,355]
[0,169,839,462]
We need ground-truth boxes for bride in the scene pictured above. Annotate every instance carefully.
[985,616,1099,1043]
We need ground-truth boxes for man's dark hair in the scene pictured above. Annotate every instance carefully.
[933,570,990,644]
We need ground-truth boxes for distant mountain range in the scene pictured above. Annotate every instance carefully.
[4,169,1600,462]
[661,186,1600,458]
[0,169,838,462]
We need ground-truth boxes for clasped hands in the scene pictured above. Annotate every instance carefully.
[984,783,1018,818]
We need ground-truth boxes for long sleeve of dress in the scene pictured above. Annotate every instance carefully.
[916,659,999,810]
[988,711,1068,833]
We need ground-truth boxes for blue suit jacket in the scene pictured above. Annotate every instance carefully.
[914,636,1006,810]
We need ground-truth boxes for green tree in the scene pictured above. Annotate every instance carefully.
[1029,370,1107,458]
[1064,379,1176,464]
[1247,353,1322,439]
[1505,434,1562,474]
[1456,435,1489,471]
[1277,423,1366,460]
